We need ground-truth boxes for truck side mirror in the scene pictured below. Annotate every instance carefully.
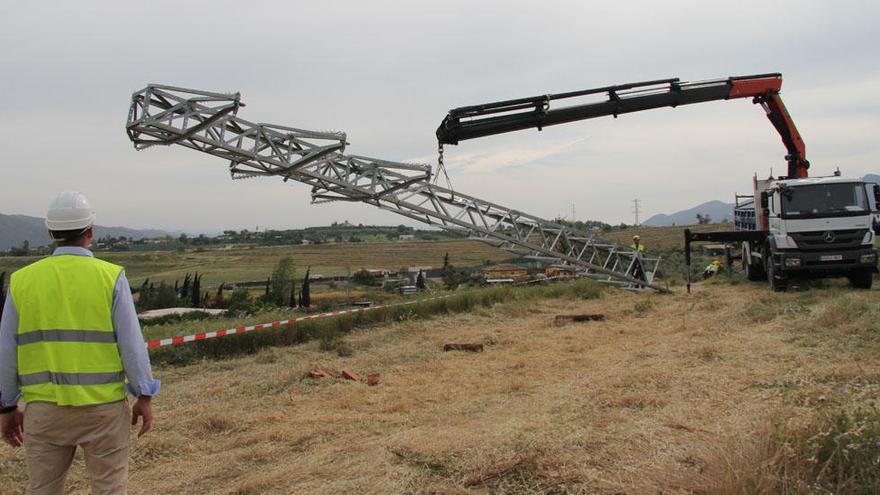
[873,184,880,211]
[760,191,769,211]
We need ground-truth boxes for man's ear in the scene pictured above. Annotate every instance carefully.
[85,226,94,240]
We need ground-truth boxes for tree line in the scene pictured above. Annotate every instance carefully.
[134,258,312,314]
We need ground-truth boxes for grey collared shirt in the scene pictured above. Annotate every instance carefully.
[0,246,160,407]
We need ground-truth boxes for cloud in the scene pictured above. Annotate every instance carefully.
[410,136,590,176]
[1,0,879,229]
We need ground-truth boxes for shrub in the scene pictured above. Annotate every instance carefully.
[227,288,255,314]
[802,406,880,492]
[352,269,376,286]
[138,281,179,311]
[138,310,212,327]
[270,258,296,306]
[319,335,353,357]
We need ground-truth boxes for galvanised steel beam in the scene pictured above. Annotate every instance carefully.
[126,84,667,292]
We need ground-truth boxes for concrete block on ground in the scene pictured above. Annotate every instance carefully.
[308,369,334,378]
[341,370,361,381]
[366,373,381,386]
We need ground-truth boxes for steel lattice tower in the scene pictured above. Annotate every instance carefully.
[125,85,666,292]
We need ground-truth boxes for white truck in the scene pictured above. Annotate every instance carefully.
[737,174,878,290]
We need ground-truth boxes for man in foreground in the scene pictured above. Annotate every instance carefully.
[0,191,160,494]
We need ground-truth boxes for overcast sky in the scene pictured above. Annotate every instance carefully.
[1,0,878,232]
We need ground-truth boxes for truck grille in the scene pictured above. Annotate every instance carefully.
[789,229,867,251]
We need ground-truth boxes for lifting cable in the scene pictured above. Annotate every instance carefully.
[434,142,456,199]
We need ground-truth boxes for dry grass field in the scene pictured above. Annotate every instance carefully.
[607,223,733,251]
[2,280,878,494]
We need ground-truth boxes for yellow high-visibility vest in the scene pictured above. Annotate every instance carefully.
[10,255,126,406]
[630,243,645,252]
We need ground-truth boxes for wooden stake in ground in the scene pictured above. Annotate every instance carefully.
[443,343,484,352]
[554,314,605,326]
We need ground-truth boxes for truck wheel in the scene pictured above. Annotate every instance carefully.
[744,259,764,281]
[743,244,764,281]
[848,269,873,289]
[766,254,786,292]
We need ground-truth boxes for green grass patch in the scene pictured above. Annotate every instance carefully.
[770,406,880,494]
[147,279,603,366]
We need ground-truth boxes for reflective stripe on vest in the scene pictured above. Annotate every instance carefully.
[16,329,118,345]
[10,254,126,406]
[19,371,126,387]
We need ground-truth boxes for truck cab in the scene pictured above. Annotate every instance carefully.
[739,175,878,289]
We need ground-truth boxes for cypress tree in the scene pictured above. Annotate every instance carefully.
[299,267,311,308]
[181,273,191,299]
[191,273,201,307]
[139,279,152,311]
[442,253,458,290]
[215,282,226,308]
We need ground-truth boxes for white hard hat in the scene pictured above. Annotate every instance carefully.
[45,191,96,231]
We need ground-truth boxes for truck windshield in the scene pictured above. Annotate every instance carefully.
[780,183,868,219]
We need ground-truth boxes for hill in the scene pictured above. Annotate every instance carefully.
[0,213,172,251]
[643,200,734,226]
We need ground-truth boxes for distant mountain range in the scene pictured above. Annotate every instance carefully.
[642,200,734,227]
[0,213,173,251]
[644,174,880,227]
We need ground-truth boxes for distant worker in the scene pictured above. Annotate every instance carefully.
[630,235,645,252]
[703,259,723,279]
[0,192,160,495]
[628,235,645,283]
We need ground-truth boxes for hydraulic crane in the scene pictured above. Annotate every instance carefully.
[437,73,808,179]
[437,73,868,290]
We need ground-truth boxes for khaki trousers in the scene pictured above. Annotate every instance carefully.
[23,400,130,495]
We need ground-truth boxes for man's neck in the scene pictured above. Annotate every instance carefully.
[57,241,90,249]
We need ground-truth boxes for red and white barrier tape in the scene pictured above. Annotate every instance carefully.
[144,295,451,348]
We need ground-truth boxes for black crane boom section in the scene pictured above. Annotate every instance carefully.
[436,73,782,145]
